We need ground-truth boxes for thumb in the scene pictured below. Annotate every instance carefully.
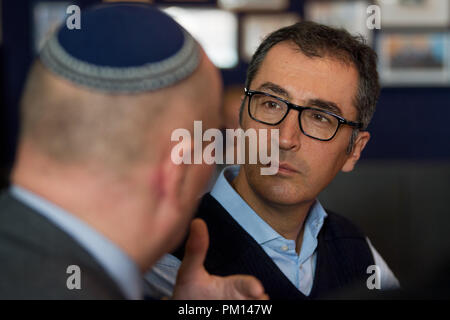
[229,275,268,300]
[176,218,209,284]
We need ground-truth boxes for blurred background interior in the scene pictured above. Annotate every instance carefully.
[1,0,450,286]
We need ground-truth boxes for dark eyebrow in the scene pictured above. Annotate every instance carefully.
[255,82,343,116]
[256,82,292,100]
[306,99,343,116]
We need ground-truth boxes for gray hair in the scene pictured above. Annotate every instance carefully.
[241,21,380,153]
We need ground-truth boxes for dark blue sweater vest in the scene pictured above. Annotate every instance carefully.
[173,193,375,300]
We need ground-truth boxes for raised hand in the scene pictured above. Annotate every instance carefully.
[172,219,269,300]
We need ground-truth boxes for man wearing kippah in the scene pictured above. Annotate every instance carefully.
[149,21,400,299]
[0,3,267,299]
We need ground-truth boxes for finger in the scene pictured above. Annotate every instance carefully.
[176,219,209,283]
[258,293,270,301]
[231,275,267,299]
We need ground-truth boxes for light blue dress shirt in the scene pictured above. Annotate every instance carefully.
[10,185,144,300]
[146,165,400,298]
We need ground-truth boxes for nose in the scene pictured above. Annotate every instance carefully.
[278,110,301,152]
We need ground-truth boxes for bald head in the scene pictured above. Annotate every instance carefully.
[17,3,223,174]
[12,4,224,271]
[19,51,221,172]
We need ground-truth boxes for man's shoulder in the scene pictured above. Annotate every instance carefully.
[192,193,236,226]
[0,190,78,253]
[196,192,224,216]
[0,244,124,299]
[173,192,253,261]
[0,189,24,216]
[195,193,248,235]
[0,190,124,299]
[321,209,368,241]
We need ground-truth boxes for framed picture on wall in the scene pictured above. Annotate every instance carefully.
[376,0,450,27]
[161,6,238,68]
[241,13,300,62]
[377,32,450,85]
[304,0,372,44]
[32,1,70,54]
[218,0,289,12]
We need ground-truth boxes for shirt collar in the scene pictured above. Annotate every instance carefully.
[10,185,144,300]
[210,165,327,249]
[211,165,280,244]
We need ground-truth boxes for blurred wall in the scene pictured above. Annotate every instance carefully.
[319,161,450,282]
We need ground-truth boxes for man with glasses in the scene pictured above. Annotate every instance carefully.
[147,21,399,299]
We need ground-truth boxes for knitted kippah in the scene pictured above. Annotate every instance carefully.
[40,3,201,93]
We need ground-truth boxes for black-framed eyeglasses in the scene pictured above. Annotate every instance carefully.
[244,88,363,141]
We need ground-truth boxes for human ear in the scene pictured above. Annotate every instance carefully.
[341,131,370,173]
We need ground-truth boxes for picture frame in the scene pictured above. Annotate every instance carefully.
[161,6,238,68]
[377,32,450,86]
[217,0,289,12]
[32,1,70,54]
[241,13,301,62]
[304,0,372,44]
[376,0,449,27]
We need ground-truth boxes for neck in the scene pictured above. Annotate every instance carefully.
[232,167,314,253]
[11,144,161,272]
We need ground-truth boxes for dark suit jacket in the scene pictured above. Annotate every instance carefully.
[0,191,125,299]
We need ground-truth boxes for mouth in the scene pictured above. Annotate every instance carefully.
[279,162,299,174]
[264,162,299,176]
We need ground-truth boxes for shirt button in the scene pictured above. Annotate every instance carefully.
[281,245,289,251]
